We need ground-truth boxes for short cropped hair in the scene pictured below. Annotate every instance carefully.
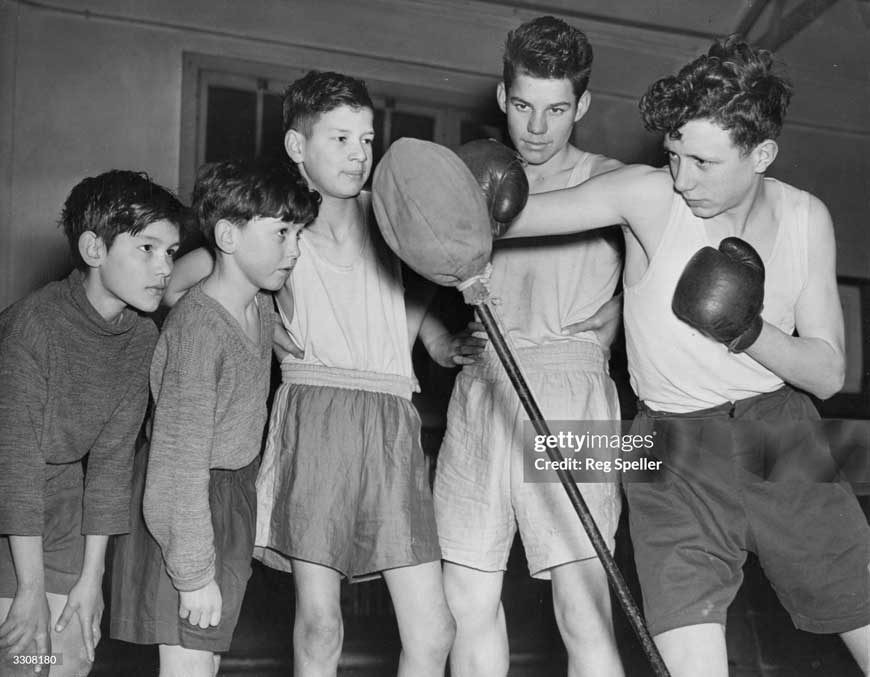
[639,35,793,153]
[192,158,321,251]
[502,16,594,100]
[282,70,373,136]
[59,170,187,270]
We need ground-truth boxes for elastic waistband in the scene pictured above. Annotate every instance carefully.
[280,362,419,400]
[463,340,608,381]
[637,385,796,420]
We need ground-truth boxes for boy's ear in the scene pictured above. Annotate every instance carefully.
[78,231,107,268]
[574,90,591,123]
[285,129,305,163]
[752,139,778,174]
[213,218,238,254]
[496,82,507,114]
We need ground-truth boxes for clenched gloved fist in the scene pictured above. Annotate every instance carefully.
[672,237,765,353]
[454,139,529,237]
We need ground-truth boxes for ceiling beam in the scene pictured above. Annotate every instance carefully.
[755,0,841,50]
[471,0,719,40]
[734,0,772,38]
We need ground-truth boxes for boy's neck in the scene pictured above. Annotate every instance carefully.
[708,175,770,236]
[201,256,260,320]
[307,192,365,240]
[82,272,127,324]
[524,144,582,190]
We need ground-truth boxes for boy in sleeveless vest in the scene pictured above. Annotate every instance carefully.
[0,171,184,676]
[498,36,870,676]
[110,159,319,677]
[165,71,455,677]
[431,17,625,676]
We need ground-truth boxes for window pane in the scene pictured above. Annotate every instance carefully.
[390,112,434,144]
[262,93,286,160]
[205,86,257,162]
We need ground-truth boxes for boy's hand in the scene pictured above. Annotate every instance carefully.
[179,580,222,629]
[426,321,488,367]
[55,573,103,663]
[562,294,623,350]
[0,587,52,672]
[272,318,304,362]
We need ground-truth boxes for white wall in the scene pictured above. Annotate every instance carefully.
[1,0,867,309]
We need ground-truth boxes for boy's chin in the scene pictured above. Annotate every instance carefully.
[125,290,164,314]
[261,272,292,291]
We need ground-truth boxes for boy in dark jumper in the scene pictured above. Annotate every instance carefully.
[0,170,185,676]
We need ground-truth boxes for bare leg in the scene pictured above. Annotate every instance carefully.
[840,624,870,675]
[0,593,98,677]
[654,623,728,677]
[383,561,454,677]
[158,644,215,677]
[550,559,624,676]
[442,562,507,677]
[291,560,343,677]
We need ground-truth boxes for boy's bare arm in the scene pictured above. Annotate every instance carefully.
[744,197,846,399]
[418,312,488,368]
[404,273,438,349]
[562,293,623,350]
[164,248,214,307]
[503,164,667,251]
[272,286,303,362]
[55,535,108,662]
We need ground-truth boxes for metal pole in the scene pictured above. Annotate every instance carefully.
[475,301,670,676]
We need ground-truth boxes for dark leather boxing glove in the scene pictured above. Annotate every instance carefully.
[672,236,765,353]
[454,139,529,237]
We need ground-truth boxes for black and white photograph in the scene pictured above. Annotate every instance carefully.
[1,1,868,675]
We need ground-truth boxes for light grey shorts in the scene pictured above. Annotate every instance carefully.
[434,341,622,579]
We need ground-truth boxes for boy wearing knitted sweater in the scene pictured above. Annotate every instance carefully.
[110,158,319,677]
[0,170,184,676]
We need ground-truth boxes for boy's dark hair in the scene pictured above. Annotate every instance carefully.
[502,16,594,100]
[639,35,793,154]
[192,158,321,251]
[59,170,187,270]
[282,70,374,136]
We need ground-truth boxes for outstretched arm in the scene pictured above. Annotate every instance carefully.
[745,198,845,399]
[502,164,655,240]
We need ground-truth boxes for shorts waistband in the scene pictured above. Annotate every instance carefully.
[637,385,795,420]
[463,340,608,381]
[280,362,419,400]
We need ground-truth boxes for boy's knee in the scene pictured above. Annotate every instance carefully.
[409,604,456,662]
[297,609,343,660]
[65,655,94,677]
[444,575,496,620]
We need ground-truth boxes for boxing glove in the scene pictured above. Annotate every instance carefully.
[672,237,765,353]
[454,139,529,237]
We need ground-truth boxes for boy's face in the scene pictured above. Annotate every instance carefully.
[234,217,304,291]
[664,118,771,219]
[286,105,374,199]
[94,219,180,315]
[497,73,587,167]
